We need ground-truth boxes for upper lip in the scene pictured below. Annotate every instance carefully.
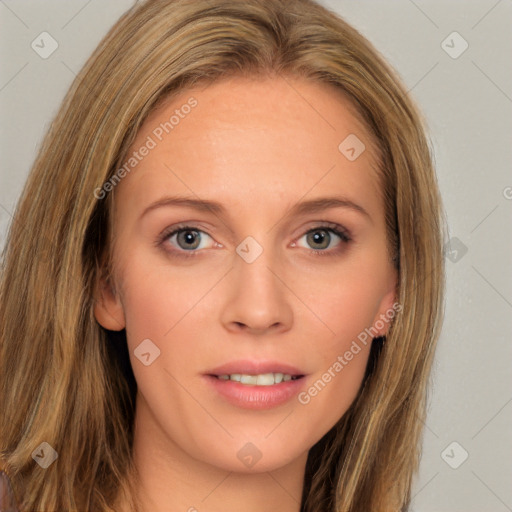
[205,359,306,377]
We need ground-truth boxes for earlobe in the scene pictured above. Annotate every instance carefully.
[93,275,126,331]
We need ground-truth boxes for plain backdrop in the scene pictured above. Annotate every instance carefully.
[1,1,511,511]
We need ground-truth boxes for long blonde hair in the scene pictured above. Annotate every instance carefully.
[0,0,446,510]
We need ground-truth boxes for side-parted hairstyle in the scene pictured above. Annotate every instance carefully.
[0,0,446,510]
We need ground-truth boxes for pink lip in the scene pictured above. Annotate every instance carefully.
[205,359,306,377]
[204,375,307,410]
[203,359,308,410]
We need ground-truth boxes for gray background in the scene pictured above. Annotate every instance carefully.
[1,1,511,510]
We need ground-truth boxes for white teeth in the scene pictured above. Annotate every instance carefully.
[256,373,274,386]
[217,372,298,385]
[240,375,258,385]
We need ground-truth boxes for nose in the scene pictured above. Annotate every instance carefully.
[220,244,293,335]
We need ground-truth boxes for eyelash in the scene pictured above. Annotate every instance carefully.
[156,222,352,259]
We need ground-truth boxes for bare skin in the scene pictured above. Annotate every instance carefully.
[94,75,397,512]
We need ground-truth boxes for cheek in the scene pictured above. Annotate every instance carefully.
[119,259,214,424]
[286,261,382,427]
[119,253,219,345]
[118,253,225,403]
[294,266,386,353]
[294,326,372,439]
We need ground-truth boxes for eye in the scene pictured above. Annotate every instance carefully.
[158,225,216,257]
[157,222,352,259]
[294,223,351,256]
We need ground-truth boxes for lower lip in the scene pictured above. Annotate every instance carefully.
[204,375,307,410]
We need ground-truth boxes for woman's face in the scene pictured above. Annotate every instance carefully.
[95,76,397,473]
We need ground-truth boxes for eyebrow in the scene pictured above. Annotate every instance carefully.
[140,195,371,222]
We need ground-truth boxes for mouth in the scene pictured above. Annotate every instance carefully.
[204,360,307,408]
[204,363,308,410]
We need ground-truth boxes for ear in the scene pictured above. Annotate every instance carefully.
[93,272,126,331]
[371,268,399,337]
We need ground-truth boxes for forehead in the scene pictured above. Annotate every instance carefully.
[113,75,383,220]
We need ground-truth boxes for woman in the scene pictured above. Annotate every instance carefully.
[0,0,446,510]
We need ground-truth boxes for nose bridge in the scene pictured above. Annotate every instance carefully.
[221,233,293,333]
